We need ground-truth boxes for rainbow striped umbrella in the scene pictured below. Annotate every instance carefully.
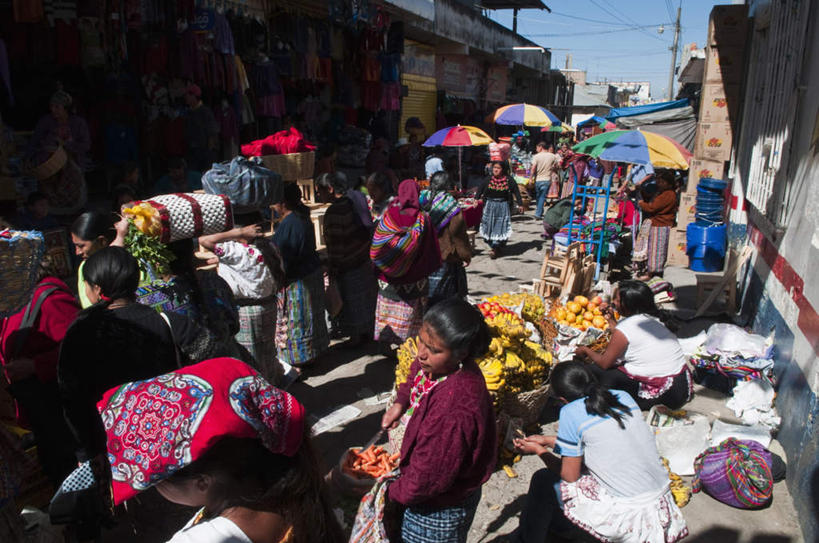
[491,103,560,127]
[422,125,494,147]
[541,122,574,133]
[572,130,691,169]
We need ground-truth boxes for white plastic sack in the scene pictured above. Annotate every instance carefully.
[710,419,772,449]
[704,323,770,359]
[677,331,707,358]
[655,416,711,475]
[726,380,781,428]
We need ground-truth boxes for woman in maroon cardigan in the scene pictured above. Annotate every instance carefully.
[382,298,497,542]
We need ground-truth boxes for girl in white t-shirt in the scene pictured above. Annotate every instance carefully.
[575,280,692,409]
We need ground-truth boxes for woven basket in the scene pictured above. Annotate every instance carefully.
[501,384,551,426]
[139,193,234,243]
[29,146,67,180]
[260,151,315,181]
[0,230,45,318]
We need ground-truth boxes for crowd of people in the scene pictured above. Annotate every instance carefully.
[0,112,695,543]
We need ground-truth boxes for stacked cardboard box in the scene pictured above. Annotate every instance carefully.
[671,5,748,268]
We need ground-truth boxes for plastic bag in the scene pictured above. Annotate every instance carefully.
[704,323,771,359]
[710,419,771,449]
[726,380,780,428]
[202,156,282,213]
[654,416,711,475]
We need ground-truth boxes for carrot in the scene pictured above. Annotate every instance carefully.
[389,453,400,463]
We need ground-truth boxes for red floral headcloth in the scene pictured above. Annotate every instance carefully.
[96,358,305,504]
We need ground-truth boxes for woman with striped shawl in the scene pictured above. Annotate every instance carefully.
[371,180,442,348]
[419,171,472,307]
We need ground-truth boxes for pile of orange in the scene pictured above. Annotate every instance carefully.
[550,295,617,331]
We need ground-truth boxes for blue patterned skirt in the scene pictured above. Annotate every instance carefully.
[428,262,468,307]
[401,490,481,543]
[479,198,512,247]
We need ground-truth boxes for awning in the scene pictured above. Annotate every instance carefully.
[606,99,690,120]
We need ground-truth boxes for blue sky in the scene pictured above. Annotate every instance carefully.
[486,0,734,100]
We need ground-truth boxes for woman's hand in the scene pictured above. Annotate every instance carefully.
[240,224,262,240]
[513,435,554,456]
[111,216,130,247]
[5,357,35,381]
[382,402,405,430]
[574,345,591,358]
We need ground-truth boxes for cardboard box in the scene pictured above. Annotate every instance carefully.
[696,122,733,162]
[666,229,689,268]
[700,83,740,123]
[676,193,696,230]
[704,45,745,85]
[708,5,749,46]
[686,159,725,193]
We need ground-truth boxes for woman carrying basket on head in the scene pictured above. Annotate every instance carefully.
[476,161,523,259]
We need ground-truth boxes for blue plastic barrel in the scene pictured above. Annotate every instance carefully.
[699,177,728,191]
[686,223,726,272]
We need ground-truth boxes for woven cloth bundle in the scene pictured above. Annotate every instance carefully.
[0,229,45,318]
[692,437,773,509]
[126,193,234,243]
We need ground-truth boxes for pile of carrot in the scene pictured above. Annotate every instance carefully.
[342,445,400,479]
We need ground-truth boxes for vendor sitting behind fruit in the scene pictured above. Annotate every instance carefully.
[574,280,692,410]
[381,298,497,542]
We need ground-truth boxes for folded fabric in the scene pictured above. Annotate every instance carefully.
[241,127,316,157]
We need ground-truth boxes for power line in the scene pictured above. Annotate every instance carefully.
[587,0,668,43]
[524,24,667,38]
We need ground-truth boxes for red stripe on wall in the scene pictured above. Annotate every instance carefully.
[749,225,819,356]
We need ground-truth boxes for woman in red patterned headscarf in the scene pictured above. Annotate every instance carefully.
[96,358,344,543]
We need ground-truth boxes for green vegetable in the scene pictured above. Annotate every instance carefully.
[124,221,175,276]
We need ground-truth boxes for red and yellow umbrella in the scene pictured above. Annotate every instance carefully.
[423,125,495,147]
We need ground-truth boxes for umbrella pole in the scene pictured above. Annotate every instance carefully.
[459,146,463,190]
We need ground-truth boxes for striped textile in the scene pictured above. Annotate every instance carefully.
[236,301,280,384]
[647,225,671,274]
[374,280,427,345]
[693,438,773,509]
[419,190,460,233]
[401,490,481,543]
[276,270,329,366]
[336,261,378,337]
[370,207,430,279]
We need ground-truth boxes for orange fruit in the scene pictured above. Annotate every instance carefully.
[566,302,581,314]
[592,316,607,329]
[574,295,589,308]
[592,295,603,305]
[555,308,567,321]
[575,314,585,324]
[592,307,602,316]
[583,311,594,321]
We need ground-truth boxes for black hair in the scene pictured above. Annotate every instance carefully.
[423,298,491,361]
[254,237,287,289]
[616,279,658,317]
[428,171,452,195]
[81,246,139,304]
[283,183,304,209]
[490,160,508,175]
[71,211,116,243]
[315,172,348,194]
[550,362,632,429]
[366,171,394,197]
[166,434,344,543]
[26,191,49,207]
[656,169,676,187]
[536,141,547,149]
[167,238,206,315]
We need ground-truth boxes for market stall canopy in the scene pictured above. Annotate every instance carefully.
[491,103,561,127]
[572,130,692,169]
[423,125,494,147]
[576,116,615,130]
[606,99,690,121]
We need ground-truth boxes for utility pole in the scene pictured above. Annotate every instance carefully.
[667,2,681,100]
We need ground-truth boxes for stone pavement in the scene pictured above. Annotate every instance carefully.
[293,213,804,542]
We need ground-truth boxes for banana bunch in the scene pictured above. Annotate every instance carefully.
[394,336,418,388]
[483,292,545,323]
[478,357,506,392]
[662,457,691,507]
[486,313,528,341]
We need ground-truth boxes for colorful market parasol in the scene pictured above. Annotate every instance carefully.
[423,125,495,188]
[423,125,494,147]
[541,122,574,133]
[577,116,616,131]
[491,103,561,127]
[572,129,692,169]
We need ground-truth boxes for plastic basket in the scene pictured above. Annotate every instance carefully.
[260,151,315,181]
[0,230,45,318]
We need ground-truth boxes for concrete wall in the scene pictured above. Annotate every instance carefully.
[733,1,819,540]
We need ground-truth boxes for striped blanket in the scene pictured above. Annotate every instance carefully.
[370,208,430,279]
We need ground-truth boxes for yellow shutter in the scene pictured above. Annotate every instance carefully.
[400,74,437,139]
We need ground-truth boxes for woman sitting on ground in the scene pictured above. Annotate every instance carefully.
[381,299,497,542]
[575,280,692,410]
[419,171,472,306]
[513,361,687,543]
[96,357,345,543]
